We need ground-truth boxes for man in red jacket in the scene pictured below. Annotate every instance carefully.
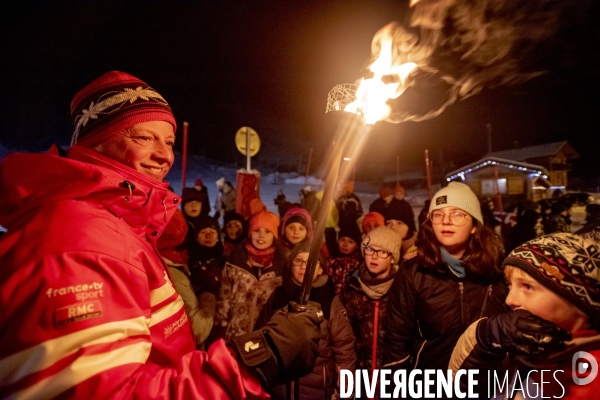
[0,71,320,399]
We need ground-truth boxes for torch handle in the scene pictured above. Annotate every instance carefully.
[298,141,344,305]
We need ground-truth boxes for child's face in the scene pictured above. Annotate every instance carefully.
[291,252,322,284]
[363,222,381,235]
[505,267,588,332]
[386,219,409,239]
[197,228,219,247]
[431,207,476,258]
[284,222,307,244]
[226,220,243,240]
[251,227,274,250]
[338,237,357,255]
[184,200,202,218]
[364,245,394,279]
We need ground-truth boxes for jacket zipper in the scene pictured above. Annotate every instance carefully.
[479,285,493,319]
[458,282,465,327]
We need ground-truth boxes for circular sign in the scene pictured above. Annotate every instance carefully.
[235,127,261,157]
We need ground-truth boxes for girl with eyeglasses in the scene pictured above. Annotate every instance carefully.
[339,226,402,382]
[256,242,356,399]
[382,182,508,388]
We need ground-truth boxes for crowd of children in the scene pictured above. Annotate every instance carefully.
[160,177,600,399]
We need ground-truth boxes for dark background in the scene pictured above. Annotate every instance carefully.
[1,1,599,187]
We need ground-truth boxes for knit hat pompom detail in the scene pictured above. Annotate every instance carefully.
[71,71,176,147]
[361,226,402,263]
[429,182,483,224]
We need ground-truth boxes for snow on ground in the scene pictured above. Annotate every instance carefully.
[0,147,588,231]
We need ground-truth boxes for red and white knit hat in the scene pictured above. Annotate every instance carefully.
[70,71,177,147]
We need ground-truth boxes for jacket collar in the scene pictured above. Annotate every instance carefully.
[66,145,180,239]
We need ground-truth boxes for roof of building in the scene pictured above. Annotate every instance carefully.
[487,141,579,161]
[445,156,550,182]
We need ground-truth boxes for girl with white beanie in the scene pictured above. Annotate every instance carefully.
[382,182,508,388]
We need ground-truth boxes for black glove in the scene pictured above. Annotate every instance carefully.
[476,309,571,355]
[232,301,322,389]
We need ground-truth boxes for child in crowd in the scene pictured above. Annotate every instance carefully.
[157,210,215,349]
[324,223,363,295]
[279,206,314,259]
[450,233,600,399]
[222,212,247,258]
[188,216,224,296]
[383,182,508,379]
[340,226,401,373]
[384,201,418,260]
[181,186,210,249]
[361,211,385,237]
[213,211,287,340]
[257,242,356,400]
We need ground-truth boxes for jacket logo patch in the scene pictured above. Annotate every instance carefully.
[55,301,102,328]
[436,195,447,206]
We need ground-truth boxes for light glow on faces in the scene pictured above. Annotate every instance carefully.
[184,200,202,218]
[338,237,358,255]
[251,227,274,250]
[197,228,219,247]
[505,267,589,333]
[226,220,243,240]
[386,219,409,239]
[364,244,394,279]
[431,207,475,258]
[284,222,307,244]
[291,252,322,285]
[93,120,175,181]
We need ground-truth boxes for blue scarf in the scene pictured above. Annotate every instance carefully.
[440,247,466,278]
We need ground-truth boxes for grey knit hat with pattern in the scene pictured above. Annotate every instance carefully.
[429,182,483,224]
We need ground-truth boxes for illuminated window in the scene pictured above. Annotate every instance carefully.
[481,179,507,195]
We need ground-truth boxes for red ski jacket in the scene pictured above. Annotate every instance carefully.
[0,145,268,399]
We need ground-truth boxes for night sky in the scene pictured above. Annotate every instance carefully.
[1,1,599,186]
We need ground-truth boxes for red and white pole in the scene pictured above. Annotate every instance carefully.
[181,122,189,189]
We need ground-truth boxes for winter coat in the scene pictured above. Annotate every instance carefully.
[213,239,286,340]
[0,145,267,399]
[450,321,600,400]
[324,251,363,295]
[340,263,397,372]
[257,273,356,399]
[166,262,216,347]
[382,257,508,372]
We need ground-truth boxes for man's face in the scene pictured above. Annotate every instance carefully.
[505,267,587,332]
[93,121,175,181]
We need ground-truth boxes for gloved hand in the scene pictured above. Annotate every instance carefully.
[476,309,571,355]
[232,301,322,390]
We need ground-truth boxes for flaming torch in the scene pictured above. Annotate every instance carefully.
[299,25,420,305]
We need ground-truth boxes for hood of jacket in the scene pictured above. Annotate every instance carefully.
[0,145,179,239]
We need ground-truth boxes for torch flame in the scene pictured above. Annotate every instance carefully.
[345,23,419,125]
